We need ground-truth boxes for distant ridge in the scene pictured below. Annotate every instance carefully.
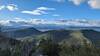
[1,27,42,38]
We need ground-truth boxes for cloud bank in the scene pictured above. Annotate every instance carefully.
[0,18,100,27]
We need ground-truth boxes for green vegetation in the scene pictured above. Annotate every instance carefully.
[0,37,100,56]
[0,29,100,56]
[0,48,11,56]
[38,38,60,56]
[60,41,100,56]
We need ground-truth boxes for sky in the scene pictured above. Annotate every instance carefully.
[0,0,100,20]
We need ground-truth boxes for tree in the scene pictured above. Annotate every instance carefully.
[0,48,11,56]
[38,38,60,56]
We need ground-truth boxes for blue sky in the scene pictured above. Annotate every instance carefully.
[0,0,100,20]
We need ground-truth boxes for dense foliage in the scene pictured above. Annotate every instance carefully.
[0,38,100,56]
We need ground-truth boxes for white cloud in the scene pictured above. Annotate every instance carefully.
[0,4,18,11]
[37,7,55,10]
[69,0,100,9]
[88,0,100,9]
[68,0,100,9]
[53,0,66,2]
[22,9,47,15]
[22,7,55,15]
[0,5,5,10]
[6,4,18,11]
[53,14,60,16]
[69,0,85,5]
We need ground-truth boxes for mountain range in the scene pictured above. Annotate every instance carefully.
[0,26,100,47]
[0,25,100,56]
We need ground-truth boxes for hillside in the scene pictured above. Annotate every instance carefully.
[82,30,100,47]
[1,27,42,38]
[0,34,20,49]
[0,28,100,56]
[30,29,100,47]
